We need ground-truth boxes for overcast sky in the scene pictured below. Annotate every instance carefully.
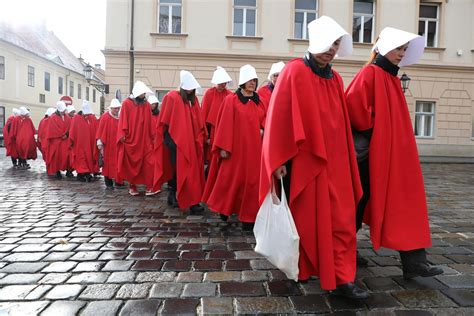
[1,0,106,68]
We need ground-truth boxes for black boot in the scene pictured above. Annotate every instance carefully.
[65,170,74,178]
[77,173,86,182]
[220,214,229,222]
[400,249,443,279]
[167,190,179,208]
[189,204,204,215]
[104,176,114,189]
[332,282,369,300]
[55,171,62,179]
[11,157,18,168]
[85,174,92,183]
[114,182,126,189]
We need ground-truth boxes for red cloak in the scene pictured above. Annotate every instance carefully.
[4,115,18,158]
[345,64,432,251]
[203,93,265,222]
[259,59,362,289]
[96,112,120,180]
[12,116,37,160]
[158,90,206,208]
[69,115,96,173]
[201,87,232,161]
[37,116,49,160]
[257,84,272,114]
[117,98,155,186]
[46,113,71,174]
[151,113,173,192]
[85,114,100,173]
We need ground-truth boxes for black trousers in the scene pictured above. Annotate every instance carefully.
[164,130,177,192]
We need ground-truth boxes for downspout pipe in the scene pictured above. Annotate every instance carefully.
[129,0,135,93]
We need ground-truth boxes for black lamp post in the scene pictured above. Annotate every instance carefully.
[400,73,411,93]
[83,64,108,94]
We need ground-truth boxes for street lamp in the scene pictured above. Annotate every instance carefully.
[400,73,411,93]
[83,64,108,94]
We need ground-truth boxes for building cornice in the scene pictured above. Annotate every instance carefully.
[102,49,474,73]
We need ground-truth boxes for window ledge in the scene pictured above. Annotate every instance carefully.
[226,35,263,41]
[415,136,435,140]
[149,33,189,38]
[424,47,446,52]
[353,42,374,48]
[287,38,309,43]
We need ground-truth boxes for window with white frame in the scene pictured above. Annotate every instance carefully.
[44,72,50,91]
[28,66,35,87]
[39,94,46,103]
[294,0,317,39]
[418,4,439,47]
[78,84,82,99]
[158,0,182,34]
[69,81,74,97]
[233,0,256,37]
[415,101,435,137]
[93,89,96,103]
[86,86,90,101]
[0,56,5,80]
[353,0,375,43]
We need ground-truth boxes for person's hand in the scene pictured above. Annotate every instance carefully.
[206,138,211,145]
[61,134,67,140]
[220,150,229,159]
[272,165,287,179]
[260,129,264,137]
[120,136,126,143]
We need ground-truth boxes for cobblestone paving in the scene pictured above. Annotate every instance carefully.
[0,149,473,315]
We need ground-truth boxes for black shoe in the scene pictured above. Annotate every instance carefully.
[65,171,74,178]
[189,204,204,215]
[220,214,229,222]
[357,251,368,266]
[242,222,255,232]
[403,262,444,280]
[77,173,86,182]
[114,182,126,189]
[332,282,369,300]
[55,171,62,179]
[167,191,179,208]
[85,174,92,183]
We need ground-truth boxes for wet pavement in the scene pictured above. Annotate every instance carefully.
[0,148,473,315]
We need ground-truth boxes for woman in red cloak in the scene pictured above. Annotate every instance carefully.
[203,64,265,230]
[158,70,206,215]
[260,16,368,299]
[12,107,37,169]
[257,61,284,115]
[345,27,443,280]
[4,108,20,168]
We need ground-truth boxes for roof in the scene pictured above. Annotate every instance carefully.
[0,21,85,75]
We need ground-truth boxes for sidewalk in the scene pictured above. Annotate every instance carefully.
[0,149,473,315]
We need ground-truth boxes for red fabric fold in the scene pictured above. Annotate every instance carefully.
[46,113,71,174]
[96,112,120,180]
[12,116,37,160]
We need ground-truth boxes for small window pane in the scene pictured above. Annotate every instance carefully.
[294,12,304,39]
[28,66,35,87]
[235,0,256,7]
[44,72,50,91]
[233,8,244,36]
[78,84,82,99]
[295,0,316,10]
[58,77,63,94]
[246,9,256,36]
[363,16,373,43]
[86,87,90,101]
[93,89,96,103]
[159,6,169,33]
[420,5,437,18]
[352,16,362,42]
[70,81,74,97]
[172,6,181,33]
[354,1,373,14]
[427,21,436,46]
[0,56,4,80]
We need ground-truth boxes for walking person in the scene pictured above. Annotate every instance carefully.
[117,81,156,196]
[4,108,20,168]
[257,61,285,115]
[37,107,56,165]
[345,27,443,279]
[158,70,206,214]
[259,16,368,299]
[203,64,265,230]
[96,99,123,189]
[46,101,72,179]
[12,106,37,169]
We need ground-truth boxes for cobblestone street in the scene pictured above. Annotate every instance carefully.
[0,149,473,315]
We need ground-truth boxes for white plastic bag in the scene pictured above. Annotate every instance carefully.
[253,179,300,281]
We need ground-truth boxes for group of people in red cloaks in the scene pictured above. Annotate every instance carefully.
[3,15,443,299]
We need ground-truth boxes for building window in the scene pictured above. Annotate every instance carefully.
[353,0,375,43]
[39,94,46,103]
[28,66,35,87]
[93,89,96,103]
[58,77,63,94]
[86,87,90,101]
[44,72,50,91]
[419,3,439,47]
[155,90,169,103]
[158,0,182,34]
[0,106,5,139]
[294,0,317,39]
[233,0,256,36]
[415,101,435,137]
[78,84,82,99]
[0,56,5,80]
[69,81,74,97]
